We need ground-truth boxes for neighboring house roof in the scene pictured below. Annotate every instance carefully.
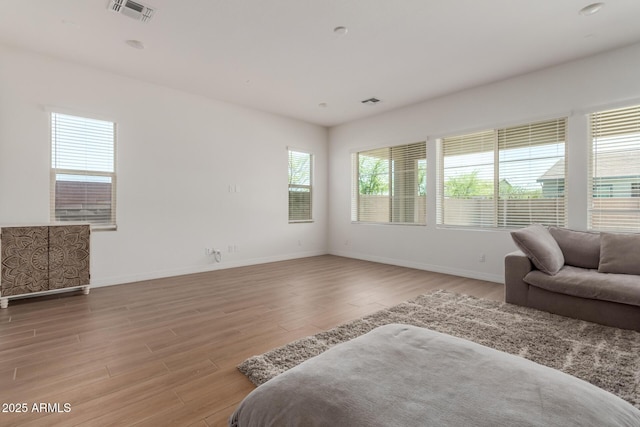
[538,160,564,181]
[538,150,640,181]
[55,181,112,206]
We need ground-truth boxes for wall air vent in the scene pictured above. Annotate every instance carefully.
[108,0,155,23]
[361,97,381,105]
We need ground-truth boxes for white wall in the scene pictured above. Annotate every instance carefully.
[328,42,640,283]
[3,42,640,289]
[0,45,328,287]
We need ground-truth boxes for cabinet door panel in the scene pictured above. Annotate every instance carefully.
[48,225,90,290]
[1,226,49,296]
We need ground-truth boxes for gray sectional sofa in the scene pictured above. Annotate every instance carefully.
[505,224,640,331]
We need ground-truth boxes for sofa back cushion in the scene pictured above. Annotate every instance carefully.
[511,224,564,275]
[599,232,640,275]
[549,227,600,269]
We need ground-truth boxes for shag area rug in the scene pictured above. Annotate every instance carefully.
[239,290,640,408]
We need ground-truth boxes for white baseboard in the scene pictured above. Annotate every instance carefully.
[90,250,328,288]
[329,250,504,284]
[90,249,503,289]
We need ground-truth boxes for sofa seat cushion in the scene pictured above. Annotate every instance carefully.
[524,266,640,307]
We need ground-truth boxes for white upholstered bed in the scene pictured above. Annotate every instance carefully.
[230,324,640,426]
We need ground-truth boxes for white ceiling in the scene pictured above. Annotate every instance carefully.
[1,1,640,127]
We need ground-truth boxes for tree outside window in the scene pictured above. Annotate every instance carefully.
[352,142,426,224]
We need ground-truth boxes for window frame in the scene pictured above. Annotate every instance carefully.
[351,141,427,226]
[588,103,640,232]
[50,111,117,231]
[288,148,314,223]
[436,117,568,230]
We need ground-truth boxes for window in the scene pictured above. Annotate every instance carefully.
[51,112,116,229]
[438,118,566,229]
[351,142,426,224]
[589,104,640,231]
[288,149,312,222]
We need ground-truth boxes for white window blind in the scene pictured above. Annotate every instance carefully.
[589,104,640,231]
[288,149,312,222]
[351,142,426,224]
[51,112,116,229]
[439,130,495,227]
[498,119,566,227]
[438,118,566,229]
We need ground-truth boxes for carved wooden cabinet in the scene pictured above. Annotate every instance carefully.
[0,224,90,308]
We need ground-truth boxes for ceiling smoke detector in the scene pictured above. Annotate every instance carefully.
[361,97,381,106]
[108,0,155,23]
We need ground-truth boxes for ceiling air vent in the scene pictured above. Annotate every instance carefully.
[108,0,155,23]
[361,97,381,106]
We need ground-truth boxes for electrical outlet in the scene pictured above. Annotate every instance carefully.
[479,253,486,263]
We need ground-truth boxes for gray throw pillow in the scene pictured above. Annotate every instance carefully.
[511,224,565,275]
[549,227,600,269]
[598,232,640,275]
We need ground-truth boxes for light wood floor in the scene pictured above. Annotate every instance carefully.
[0,255,503,427]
